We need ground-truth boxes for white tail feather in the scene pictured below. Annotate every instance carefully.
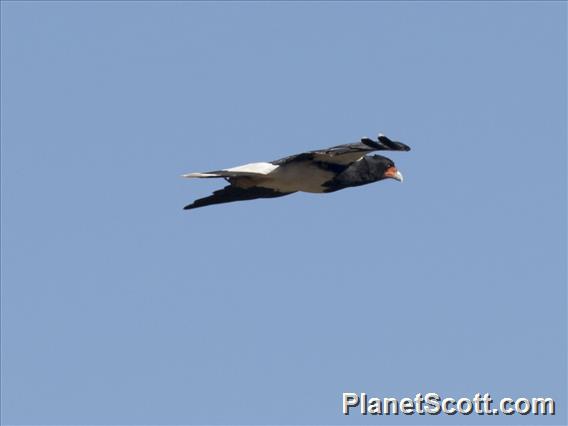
[182,172,221,178]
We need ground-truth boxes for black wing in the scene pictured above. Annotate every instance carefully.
[184,185,294,210]
[272,134,410,166]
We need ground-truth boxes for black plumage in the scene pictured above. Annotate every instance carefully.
[184,186,291,211]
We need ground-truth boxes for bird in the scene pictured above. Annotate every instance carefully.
[182,133,410,210]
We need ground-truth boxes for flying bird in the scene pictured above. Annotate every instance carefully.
[182,134,410,210]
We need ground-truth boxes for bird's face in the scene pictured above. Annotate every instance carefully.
[383,164,403,182]
[372,155,404,182]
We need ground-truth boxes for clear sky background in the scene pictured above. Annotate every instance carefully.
[1,2,566,425]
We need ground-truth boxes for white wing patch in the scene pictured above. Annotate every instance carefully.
[182,162,278,178]
[224,162,278,175]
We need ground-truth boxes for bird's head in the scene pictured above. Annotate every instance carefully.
[368,155,404,182]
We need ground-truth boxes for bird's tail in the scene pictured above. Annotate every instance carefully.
[184,185,293,210]
[182,171,229,178]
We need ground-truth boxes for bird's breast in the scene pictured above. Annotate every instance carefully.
[262,162,337,193]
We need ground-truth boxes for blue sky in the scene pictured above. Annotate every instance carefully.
[1,2,566,425]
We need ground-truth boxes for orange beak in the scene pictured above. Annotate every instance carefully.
[383,166,404,182]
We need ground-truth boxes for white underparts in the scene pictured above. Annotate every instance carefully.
[254,162,334,193]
